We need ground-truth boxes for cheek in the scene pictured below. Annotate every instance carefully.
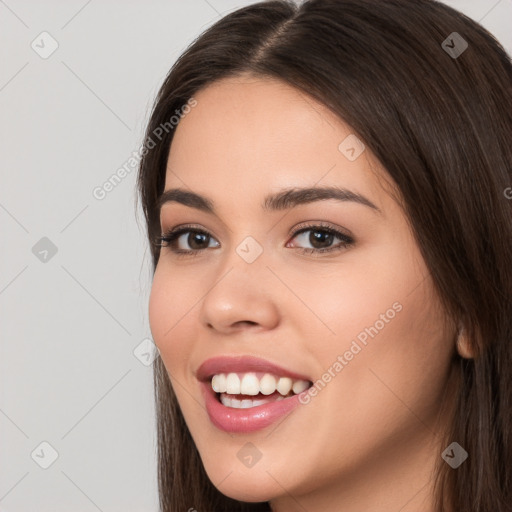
[278,253,411,362]
[315,274,451,436]
[148,265,195,368]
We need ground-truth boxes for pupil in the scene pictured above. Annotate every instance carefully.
[189,232,208,249]
[310,230,333,248]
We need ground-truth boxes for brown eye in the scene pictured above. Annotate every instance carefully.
[288,225,354,255]
[185,231,211,250]
[157,228,220,254]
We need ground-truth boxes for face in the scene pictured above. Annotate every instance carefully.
[149,75,457,509]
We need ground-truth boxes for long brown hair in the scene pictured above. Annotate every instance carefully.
[136,1,512,510]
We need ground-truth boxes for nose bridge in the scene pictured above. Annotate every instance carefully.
[234,233,266,266]
[215,231,272,295]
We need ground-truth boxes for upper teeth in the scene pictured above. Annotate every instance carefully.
[211,372,310,396]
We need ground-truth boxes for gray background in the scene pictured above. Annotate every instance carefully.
[1,1,510,511]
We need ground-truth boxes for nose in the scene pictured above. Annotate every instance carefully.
[199,245,280,335]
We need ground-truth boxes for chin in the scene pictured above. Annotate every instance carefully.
[202,459,282,503]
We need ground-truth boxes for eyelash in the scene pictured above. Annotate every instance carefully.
[155,222,354,258]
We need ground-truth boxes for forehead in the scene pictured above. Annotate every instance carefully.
[164,75,394,212]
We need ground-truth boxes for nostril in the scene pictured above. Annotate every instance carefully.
[234,320,258,328]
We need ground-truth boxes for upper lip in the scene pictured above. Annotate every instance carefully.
[196,355,312,383]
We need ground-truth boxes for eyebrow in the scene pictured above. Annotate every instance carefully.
[157,186,381,215]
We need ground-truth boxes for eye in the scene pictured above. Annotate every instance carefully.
[156,224,219,256]
[287,222,354,255]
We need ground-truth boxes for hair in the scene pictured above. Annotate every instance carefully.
[136,0,512,510]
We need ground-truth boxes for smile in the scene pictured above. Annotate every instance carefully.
[197,356,313,433]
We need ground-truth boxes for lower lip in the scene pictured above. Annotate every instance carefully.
[200,381,305,433]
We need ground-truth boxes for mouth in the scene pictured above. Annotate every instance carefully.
[196,355,313,432]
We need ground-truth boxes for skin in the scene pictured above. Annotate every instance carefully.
[148,74,462,511]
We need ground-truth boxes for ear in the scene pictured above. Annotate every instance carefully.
[456,326,474,359]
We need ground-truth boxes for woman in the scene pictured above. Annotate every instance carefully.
[137,0,512,510]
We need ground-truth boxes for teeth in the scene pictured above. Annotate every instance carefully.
[211,374,227,393]
[259,374,277,395]
[226,373,241,394]
[220,393,286,408]
[240,373,260,395]
[276,377,293,395]
[292,380,309,394]
[210,372,310,398]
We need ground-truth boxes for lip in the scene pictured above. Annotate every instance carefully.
[200,381,307,433]
[196,355,312,382]
[196,355,312,433]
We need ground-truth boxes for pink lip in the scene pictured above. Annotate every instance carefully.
[200,381,306,433]
[196,355,312,433]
